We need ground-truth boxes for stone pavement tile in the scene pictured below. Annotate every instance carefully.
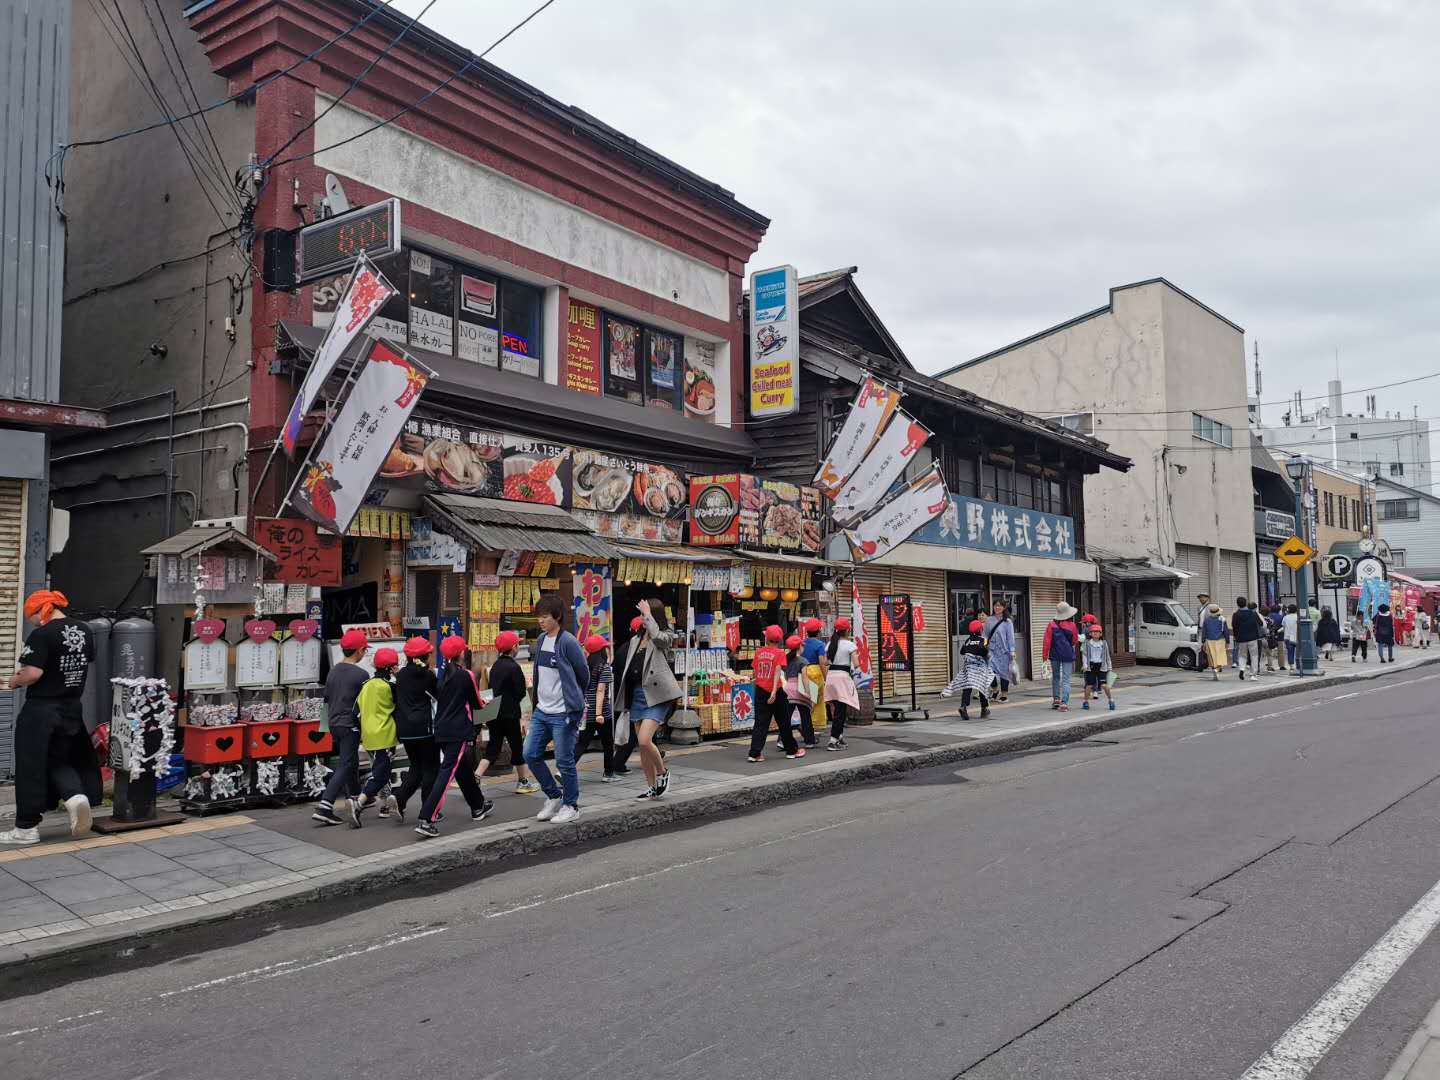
[128,867,224,902]
[1408,1040,1440,1078]
[74,847,184,879]
[173,846,271,872]
[137,834,229,858]
[5,853,94,883]
[204,860,292,887]
[256,844,352,872]
[68,891,155,918]
[0,894,76,932]
[0,869,39,901]
[34,870,143,907]
[204,825,270,840]
[222,830,312,855]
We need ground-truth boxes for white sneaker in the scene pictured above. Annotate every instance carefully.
[64,794,92,839]
[536,796,563,822]
[0,826,39,846]
[552,804,579,824]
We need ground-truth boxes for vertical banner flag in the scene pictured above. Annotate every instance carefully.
[843,465,949,563]
[851,579,873,690]
[748,265,799,418]
[815,376,902,496]
[572,562,612,642]
[282,253,397,456]
[832,412,931,525]
[878,594,915,672]
[289,338,431,535]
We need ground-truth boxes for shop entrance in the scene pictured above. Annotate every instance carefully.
[949,582,985,675]
[990,585,1030,680]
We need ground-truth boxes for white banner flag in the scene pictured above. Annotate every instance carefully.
[282,253,397,456]
[832,412,931,525]
[851,579,873,690]
[843,466,949,564]
[288,338,430,535]
[814,375,901,497]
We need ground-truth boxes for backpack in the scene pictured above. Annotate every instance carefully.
[1050,622,1075,663]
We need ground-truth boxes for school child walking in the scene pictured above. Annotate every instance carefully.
[783,635,818,747]
[342,648,400,828]
[748,625,802,762]
[1081,623,1115,710]
[413,636,494,839]
[574,634,616,780]
[824,618,860,751]
[941,619,992,721]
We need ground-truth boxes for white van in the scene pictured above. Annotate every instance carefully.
[1133,595,1202,669]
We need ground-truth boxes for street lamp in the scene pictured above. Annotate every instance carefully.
[1285,455,1320,674]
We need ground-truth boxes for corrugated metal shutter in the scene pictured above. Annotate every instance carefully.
[1028,577,1064,669]
[891,567,950,693]
[0,478,26,777]
[852,567,893,697]
[1219,549,1251,605]
[1174,544,1212,615]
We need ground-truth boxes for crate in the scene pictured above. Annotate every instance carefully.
[181,723,245,766]
[244,719,291,759]
[290,719,332,755]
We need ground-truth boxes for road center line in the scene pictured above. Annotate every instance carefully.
[1237,872,1440,1079]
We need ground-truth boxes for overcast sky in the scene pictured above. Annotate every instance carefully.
[394,0,1440,432]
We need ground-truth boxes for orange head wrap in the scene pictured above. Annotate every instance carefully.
[24,590,68,622]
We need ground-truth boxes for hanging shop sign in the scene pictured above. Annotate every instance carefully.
[502,436,572,506]
[282,252,396,456]
[572,562,612,643]
[157,550,262,606]
[683,337,718,420]
[844,466,949,563]
[878,594,914,673]
[815,376,902,497]
[405,517,469,571]
[832,413,931,525]
[346,508,412,539]
[253,517,342,586]
[691,566,732,591]
[748,265,799,418]
[289,338,431,535]
[565,299,602,395]
[383,416,504,498]
[571,449,687,543]
[912,491,1077,560]
[687,474,824,552]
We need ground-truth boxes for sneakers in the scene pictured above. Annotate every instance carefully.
[636,787,656,799]
[747,755,764,763]
[472,801,494,822]
[515,779,541,795]
[342,798,362,828]
[385,793,402,822]
[654,772,670,797]
[980,706,990,719]
[1108,701,1116,711]
[601,772,619,783]
[536,796,563,822]
[64,794,92,839]
[312,806,343,826]
[0,826,39,846]
[552,804,580,824]
[414,820,440,839]
[785,747,807,759]
[826,738,843,751]
[1239,669,1246,681]
[959,708,971,722]
[1082,701,1090,710]
[1059,704,1070,712]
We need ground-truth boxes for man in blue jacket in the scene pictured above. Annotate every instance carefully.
[524,594,591,824]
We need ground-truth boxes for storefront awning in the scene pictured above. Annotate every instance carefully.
[139,525,274,561]
[1089,545,1190,584]
[423,494,619,560]
[730,549,838,569]
[611,542,733,563]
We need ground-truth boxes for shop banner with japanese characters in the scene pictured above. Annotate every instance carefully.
[253,517,342,586]
[564,299,602,395]
[748,265,799,418]
[832,412,931,525]
[688,474,823,552]
[851,580,874,689]
[572,562,612,643]
[843,466,949,563]
[289,338,431,535]
[815,376,901,497]
[914,492,1077,559]
[282,253,396,456]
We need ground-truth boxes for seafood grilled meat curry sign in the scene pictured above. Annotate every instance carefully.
[687,474,824,553]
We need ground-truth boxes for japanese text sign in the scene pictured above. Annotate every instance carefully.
[878,594,914,673]
[254,517,342,586]
[913,492,1077,560]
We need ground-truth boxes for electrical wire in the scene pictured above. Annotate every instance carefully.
[144,0,236,207]
[62,234,241,306]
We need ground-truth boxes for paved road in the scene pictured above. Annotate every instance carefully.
[7,667,1440,1079]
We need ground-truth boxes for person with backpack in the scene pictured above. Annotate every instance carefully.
[1230,597,1264,681]
[1374,603,1396,663]
[1042,602,1079,711]
[783,635,818,748]
[748,625,802,762]
[1080,622,1116,710]
[474,630,538,795]
[574,634,616,781]
[413,636,494,839]
[1264,606,1288,672]
[389,636,439,822]
[1201,604,1231,680]
[983,601,1016,702]
[941,618,992,721]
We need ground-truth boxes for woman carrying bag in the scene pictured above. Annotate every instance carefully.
[616,598,681,800]
[983,601,1016,702]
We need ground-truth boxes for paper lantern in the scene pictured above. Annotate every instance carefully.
[780,588,800,602]
[759,587,779,601]
[735,585,754,599]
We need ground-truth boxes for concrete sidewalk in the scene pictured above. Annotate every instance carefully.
[1,647,1436,971]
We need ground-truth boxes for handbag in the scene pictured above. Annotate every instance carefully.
[614,709,632,747]
[1106,670,1118,689]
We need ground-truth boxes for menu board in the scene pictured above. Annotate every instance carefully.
[688,474,823,552]
[184,639,229,691]
[501,436,572,507]
[280,635,322,685]
[683,336,718,421]
[565,299,602,395]
[381,417,504,498]
[570,448,686,542]
[235,639,281,688]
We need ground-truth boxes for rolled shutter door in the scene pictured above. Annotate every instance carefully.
[1174,544,1211,615]
[891,567,950,693]
[1028,577,1064,671]
[0,479,25,778]
[1219,550,1251,606]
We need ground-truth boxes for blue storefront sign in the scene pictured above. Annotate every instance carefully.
[912,493,1076,560]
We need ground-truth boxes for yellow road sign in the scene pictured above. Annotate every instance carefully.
[1275,535,1317,572]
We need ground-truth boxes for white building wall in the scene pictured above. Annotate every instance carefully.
[1373,486,1440,569]
[1261,414,1432,491]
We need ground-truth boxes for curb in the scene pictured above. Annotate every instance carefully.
[4,655,1436,975]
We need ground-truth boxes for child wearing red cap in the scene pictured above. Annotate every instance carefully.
[1080,623,1115,711]
[783,634,817,748]
[749,625,802,761]
[941,619,992,721]
[799,617,829,740]
[390,637,439,823]
[312,629,371,826]
[412,636,494,837]
[574,634,617,780]
[824,618,859,750]
[343,648,400,827]
[474,630,538,795]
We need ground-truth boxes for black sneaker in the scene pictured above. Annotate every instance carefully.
[655,772,670,797]
[414,821,439,839]
[472,801,494,822]
[826,739,842,752]
[312,806,343,826]
[838,737,848,748]
[636,787,657,800]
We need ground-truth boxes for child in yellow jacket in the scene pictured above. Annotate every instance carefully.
[343,648,399,828]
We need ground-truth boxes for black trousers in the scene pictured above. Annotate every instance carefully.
[829,701,849,740]
[359,748,394,801]
[319,726,361,808]
[750,687,798,757]
[482,714,524,767]
[419,739,486,823]
[1353,638,1369,659]
[575,718,615,773]
[394,737,439,810]
[960,688,989,710]
[14,699,100,830]
[792,702,816,745]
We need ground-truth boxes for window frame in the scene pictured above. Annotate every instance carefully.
[1378,498,1420,522]
[1191,411,1233,448]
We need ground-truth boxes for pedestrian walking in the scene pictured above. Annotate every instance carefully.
[389,636,439,822]
[748,625,802,761]
[783,635,818,747]
[574,634,616,781]
[1351,611,1371,662]
[1265,606,1288,671]
[1201,604,1230,680]
[312,629,370,826]
[1375,603,1396,663]
[1193,593,1213,671]
[1420,608,1433,649]
[824,617,859,751]
[1315,608,1343,662]
[616,598,680,800]
[342,648,400,827]
[1230,597,1264,680]
[1,590,99,845]
[523,595,590,824]
[800,617,829,738]
[474,630,538,794]
[941,619,992,721]
[1080,622,1116,710]
[1042,602,1079,711]
[983,601,1016,702]
[1283,605,1300,668]
[412,636,494,839]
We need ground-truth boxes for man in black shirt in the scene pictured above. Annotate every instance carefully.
[2,590,99,845]
[312,629,372,826]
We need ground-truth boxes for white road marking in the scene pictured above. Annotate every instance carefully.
[1237,873,1440,1079]
[0,1010,104,1042]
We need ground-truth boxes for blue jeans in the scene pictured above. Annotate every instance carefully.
[1285,642,1297,666]
[1050,661,1073,704]
[524,709,580,808]
[1379,642,1395,661]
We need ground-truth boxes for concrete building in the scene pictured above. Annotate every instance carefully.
[1373,477,1440,572]
[1260,380,1432,492]
[1306,458,1376,561]
[938,279,1255,615]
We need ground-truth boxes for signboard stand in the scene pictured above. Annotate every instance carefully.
[874,594,927,721]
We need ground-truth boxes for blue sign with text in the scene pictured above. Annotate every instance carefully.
[913,493,1076,560]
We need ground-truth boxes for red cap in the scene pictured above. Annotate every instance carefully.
[630,615,644,633]
[584,634,609,655]
[968,619,985,634]
[494,630,519,653]
[803,617,823,633]
[764,625,783,642]
[403,636,432,659]
[1089,623,1104,634]
[439,635,467,661]
[372,647,399,670]
[785,634,803,650]
[1081,613,1097,624]
[834,617,851,632]
[339,629,367,652]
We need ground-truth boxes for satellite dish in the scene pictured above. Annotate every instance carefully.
[323,174,350,217]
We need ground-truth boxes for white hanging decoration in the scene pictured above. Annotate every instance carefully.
[109,677,178,778]
[302,759,332,797]
[253,760,282,796]
[210,765,243,800]
[184,774,209,801]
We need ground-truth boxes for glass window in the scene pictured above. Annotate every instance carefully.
[499,280,542,378]
[1049,479,1065,515]
[1192,412,1232,447]
[1141,602,1177,626]
[1390,462,1405,476]
[903,445,935,487]
[943,450,977,497]
[406,251,455,355]
[981,463,998,502]
[1379,499,1420,521]
[604,315,643,404]
[992,460,1016,505]
[1016,472,1038,510]
[644,328,684,410]
[367,250,409,344]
